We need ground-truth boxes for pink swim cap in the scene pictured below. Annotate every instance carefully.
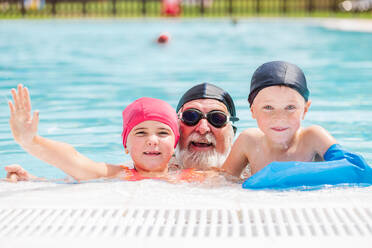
[122,97,180,149]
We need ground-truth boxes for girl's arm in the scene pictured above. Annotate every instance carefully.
[8,84,122,181]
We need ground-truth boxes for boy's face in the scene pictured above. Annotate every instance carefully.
[251,86,311,145]
[127,120,175,173]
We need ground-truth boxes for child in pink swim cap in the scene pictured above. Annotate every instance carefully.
[120,97,180,178]
[5,84,183,182]
[119,97,212,182]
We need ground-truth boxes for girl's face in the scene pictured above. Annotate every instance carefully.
[251,86,311,145]
[126,120,175,173]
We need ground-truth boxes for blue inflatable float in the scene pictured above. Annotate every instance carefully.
[242,144,372,190]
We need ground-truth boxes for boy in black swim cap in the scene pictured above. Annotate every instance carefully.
[222,61,337,177]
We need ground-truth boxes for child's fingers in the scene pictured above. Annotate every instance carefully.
[5,166,28,181]
[17,84,24,108]
[32,111,39,131]
[4,164,22,172]
[6,171,16,177]
[11,88,19,110]
[23,87,32,112]
[4,165,15,172]
[6,172,18,183]
[8,100,15,115]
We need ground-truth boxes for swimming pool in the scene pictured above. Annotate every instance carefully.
[1,18,372,177]
[1,19,372,247]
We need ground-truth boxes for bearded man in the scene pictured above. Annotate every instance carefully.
[175,83,239,170]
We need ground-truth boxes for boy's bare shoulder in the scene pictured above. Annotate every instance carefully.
[301,125,337,154]
[240,127,262,138]
[237,128,263,146]
[301,125,332,138]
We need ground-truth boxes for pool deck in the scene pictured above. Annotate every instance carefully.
[2,180,372,208]
[1,180,372,248]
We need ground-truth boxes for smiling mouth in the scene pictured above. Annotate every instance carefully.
[190,141,214,148]
[271,127,288,132]
[143,151,161,156]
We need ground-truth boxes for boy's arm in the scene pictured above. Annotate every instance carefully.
[221,132,250,177]
[8,84,122,181]
[306,125,337,159]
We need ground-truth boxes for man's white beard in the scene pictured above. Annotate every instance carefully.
[175,132,230,170]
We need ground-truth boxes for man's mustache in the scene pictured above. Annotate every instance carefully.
[186,132,216,147]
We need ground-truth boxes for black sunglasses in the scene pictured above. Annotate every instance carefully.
[179,108,239,128]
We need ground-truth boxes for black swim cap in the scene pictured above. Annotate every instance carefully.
[248,61,310,106]
[177,83,239,132]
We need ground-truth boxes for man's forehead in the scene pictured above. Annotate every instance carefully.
[182,99,228,112]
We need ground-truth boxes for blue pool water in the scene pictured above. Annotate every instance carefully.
[1,19,372,179]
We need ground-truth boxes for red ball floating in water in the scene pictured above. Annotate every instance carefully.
[157,33,170,44]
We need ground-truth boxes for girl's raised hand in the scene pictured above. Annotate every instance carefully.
[8,84,39,148]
